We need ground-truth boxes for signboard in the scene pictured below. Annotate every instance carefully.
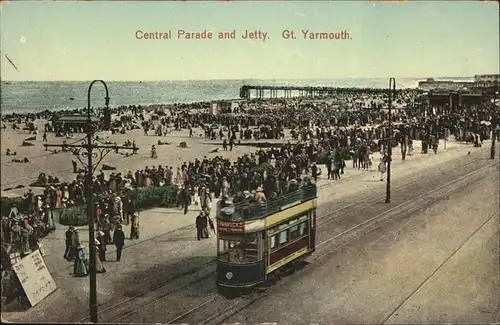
[211,102,218,115]
[217,220,244,233]
[12,250,57,307]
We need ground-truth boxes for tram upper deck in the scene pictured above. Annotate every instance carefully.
[217,183,318,222]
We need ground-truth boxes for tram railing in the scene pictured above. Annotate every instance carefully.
[217,184,317,221]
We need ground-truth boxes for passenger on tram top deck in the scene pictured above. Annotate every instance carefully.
[233,191,245,205]
[254,187,266,203]
[220,196,232,209]
[287,178,299,193]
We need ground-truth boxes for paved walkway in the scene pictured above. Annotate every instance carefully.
[39,199,216,278]
[1,138,482,322]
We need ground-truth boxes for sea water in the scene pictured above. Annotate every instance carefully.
[0,77,473,114]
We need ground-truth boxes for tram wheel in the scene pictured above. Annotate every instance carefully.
[267,272,278,285]
[217,286,230,296]
[218,286,238,298]
[255,285,267,292]
[274,270,282,282]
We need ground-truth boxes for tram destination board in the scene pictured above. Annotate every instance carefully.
[217,219,245,233]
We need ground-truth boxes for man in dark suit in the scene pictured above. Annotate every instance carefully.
[181,186,190,215]
[112,225,125,261]
[125,197,136,225]
[64,227,74,259]
[195,213,204,240]
[311,162,319,182]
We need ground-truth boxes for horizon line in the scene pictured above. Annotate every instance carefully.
[0,75,483,83]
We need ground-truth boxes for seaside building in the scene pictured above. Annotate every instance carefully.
[418,74,499,92]
[474,74,500,83]
[53,115,101,132]
[418,78,474,91]
[416,90,484,116]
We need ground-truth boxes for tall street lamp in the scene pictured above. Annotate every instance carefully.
[386,77,396,204]
[44,80,137,323]
[491,91,499,159]
[86,80,108,323]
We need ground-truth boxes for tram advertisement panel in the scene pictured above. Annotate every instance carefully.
[217,220,244,233]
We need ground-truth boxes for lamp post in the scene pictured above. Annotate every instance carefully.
[491,91,499,159]
[86,80,109,323]
[386,77,396,204]
[43,80,138,323]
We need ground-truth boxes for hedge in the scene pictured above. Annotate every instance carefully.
[59,205,87,226]
[134,184,177,211]
[1,197,24,217]
[1,184,179,226]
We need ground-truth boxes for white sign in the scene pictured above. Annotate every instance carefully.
[12,250,57,307]
[211,102,218,115]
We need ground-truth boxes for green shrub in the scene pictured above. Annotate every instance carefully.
[1,184,178,220]
[59,205,88,226]
[1,196,25,216]
[134,185,177,210]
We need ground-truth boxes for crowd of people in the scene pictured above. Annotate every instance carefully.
[1,87,499,306]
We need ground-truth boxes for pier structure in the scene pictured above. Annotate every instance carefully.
[239,85,388,99]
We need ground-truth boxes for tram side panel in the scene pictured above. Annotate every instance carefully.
[265,210,316,275]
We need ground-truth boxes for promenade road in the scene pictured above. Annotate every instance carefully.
[223,147,499,323]
[1,139,481,322]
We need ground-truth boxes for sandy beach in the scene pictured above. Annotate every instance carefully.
[0,114,294,197]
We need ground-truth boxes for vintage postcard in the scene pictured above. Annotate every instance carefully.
[0,0,499,324]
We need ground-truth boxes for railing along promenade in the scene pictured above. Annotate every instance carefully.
[217,184,317,221]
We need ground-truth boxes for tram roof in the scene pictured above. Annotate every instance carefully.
[217,184,318,229]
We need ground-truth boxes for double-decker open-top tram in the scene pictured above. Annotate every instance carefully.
[216,184,318,290]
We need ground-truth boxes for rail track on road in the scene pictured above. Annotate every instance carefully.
[77,149,480,322]
[380,210,499,324]
[76,144,463,261]
[195,163,495,325]
[92,152,495,324]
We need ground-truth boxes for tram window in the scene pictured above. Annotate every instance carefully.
[219,239,229,254]
[244,233,259,260]
[218,234,259,264]
[270,235,276,249]
[289,225,299,240]
[279,230,288,245]
[299,221,308,236]
[246,233,257,244]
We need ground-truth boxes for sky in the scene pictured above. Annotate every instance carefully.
[0,0,499,81]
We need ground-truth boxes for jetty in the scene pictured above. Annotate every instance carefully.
[239,85,388,99]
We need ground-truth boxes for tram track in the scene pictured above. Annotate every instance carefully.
[104,152,495,324]
[71,145,468,264]
[83,150,491,323]
[314,157,494,235]
[76,150,483,322]
[101,147,481,264]
[194,163,494,325]
[200,163,495,325]
[379,210,499,325]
